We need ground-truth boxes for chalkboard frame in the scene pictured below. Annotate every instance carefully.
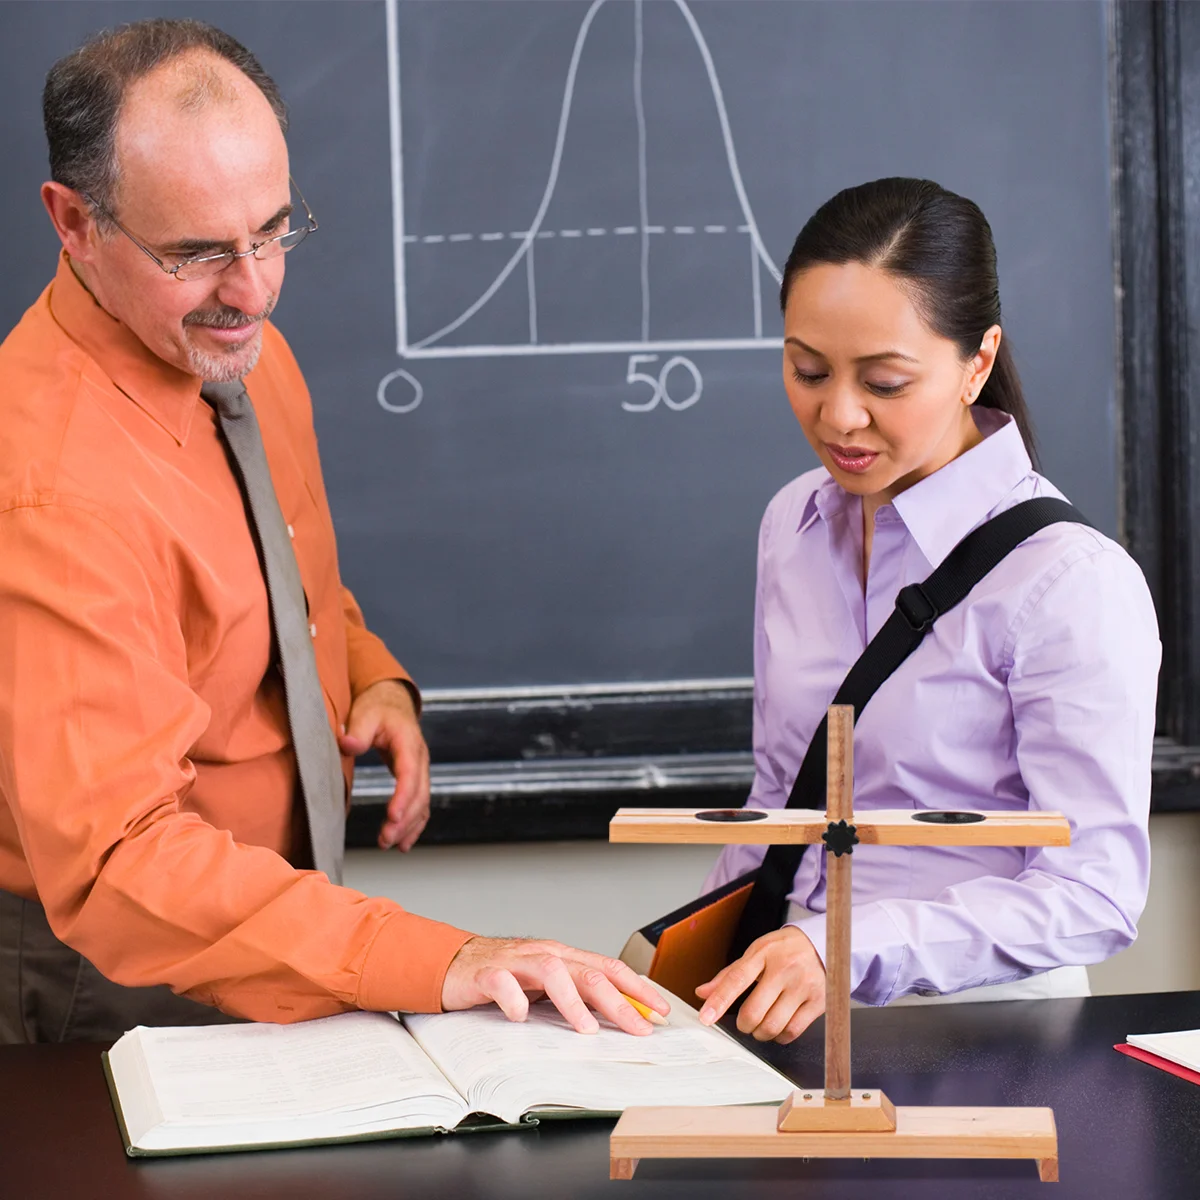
[1111,0,1200,751]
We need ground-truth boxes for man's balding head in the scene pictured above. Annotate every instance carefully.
[44,18,287,219]
[40,20,297,382]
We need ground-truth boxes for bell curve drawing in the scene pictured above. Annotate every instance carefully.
[379,0,784,415]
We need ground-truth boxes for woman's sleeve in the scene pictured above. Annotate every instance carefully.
[790,542,1161,1004]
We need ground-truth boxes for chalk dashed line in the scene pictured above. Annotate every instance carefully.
[407,225,752,244]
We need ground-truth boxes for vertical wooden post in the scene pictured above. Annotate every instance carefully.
[824,705,855,1103]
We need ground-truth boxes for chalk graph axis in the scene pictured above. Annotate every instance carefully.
[383,0,782,405]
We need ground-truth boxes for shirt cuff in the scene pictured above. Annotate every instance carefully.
[788,912,827,971]
[357,910,475,1013]
[787,902,907,1007]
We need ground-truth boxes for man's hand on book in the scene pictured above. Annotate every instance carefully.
[440,937,671,1035]
[694,926,826,1044]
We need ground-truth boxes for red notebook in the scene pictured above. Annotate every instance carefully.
[1114,1042,1200,1086]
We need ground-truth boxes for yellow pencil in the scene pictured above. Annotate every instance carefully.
[619,992,668,1026]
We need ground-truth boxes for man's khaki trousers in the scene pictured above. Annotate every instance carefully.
[0,889,236,1043]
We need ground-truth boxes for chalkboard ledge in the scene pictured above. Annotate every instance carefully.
[346,737,1200,847]
[346,752,750,847]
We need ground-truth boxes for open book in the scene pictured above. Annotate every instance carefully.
[103,988,796,1156]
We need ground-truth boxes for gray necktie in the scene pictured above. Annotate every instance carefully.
[201,379,345,885]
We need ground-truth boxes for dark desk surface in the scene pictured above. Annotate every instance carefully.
[3,990,1199,1200]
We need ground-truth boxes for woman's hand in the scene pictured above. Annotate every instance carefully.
[695,926,826,1044]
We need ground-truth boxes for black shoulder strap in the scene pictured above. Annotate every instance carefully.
[729,497,1091,959]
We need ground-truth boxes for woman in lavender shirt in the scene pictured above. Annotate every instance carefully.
[695,178,1160,1045]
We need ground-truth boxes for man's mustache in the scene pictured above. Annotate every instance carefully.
[183,299,275,330]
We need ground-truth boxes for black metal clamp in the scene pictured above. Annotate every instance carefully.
[822,819,859,857]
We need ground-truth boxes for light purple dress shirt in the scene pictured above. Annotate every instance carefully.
[704,408,1161,1004]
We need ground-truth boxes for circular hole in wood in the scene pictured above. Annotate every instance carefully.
[695,809,768,823]
[912,811,985,825]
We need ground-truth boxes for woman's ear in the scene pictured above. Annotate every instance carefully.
[964,324,1002,405]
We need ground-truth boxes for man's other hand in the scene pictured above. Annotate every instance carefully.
[338,679,430,852]
[441,937,671,1035]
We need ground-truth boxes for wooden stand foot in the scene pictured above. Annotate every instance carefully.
[1039,1157,1059,1182]
[609,1156,638,1180]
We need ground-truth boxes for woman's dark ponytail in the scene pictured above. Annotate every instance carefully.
[779,177,1038,467]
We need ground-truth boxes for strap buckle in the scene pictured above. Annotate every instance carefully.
[895,582,938,633]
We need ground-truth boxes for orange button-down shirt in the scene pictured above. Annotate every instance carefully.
[0,255,472,1021]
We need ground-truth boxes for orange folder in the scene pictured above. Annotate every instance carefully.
[620,872,757,1008]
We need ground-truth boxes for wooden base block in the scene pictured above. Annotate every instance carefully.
[610,1104,1058,1181]
[777,1089,896,1132]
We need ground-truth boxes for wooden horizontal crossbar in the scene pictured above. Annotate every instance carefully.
[609,807,1071,847]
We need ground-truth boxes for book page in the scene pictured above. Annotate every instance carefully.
[109,1011,469,1151]
[403,989,794,1125]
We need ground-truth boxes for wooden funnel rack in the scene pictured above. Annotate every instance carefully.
[608,705,1065,1183]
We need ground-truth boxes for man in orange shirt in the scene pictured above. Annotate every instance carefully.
[0,19,666,1043]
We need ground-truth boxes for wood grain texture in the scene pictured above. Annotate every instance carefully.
[609,808,1071,846]
[610,1104,1058,1165]
[824,705,854,1100]
[825,705,854,822]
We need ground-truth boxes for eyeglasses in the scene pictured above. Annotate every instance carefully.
[81,179,318,282]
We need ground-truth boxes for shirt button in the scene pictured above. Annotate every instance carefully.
[287,524,295,539]
[310,623,317,638]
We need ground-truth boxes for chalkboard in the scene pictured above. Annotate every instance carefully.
[0,0,1118,691]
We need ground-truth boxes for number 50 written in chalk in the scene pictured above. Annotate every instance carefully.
[622,354,703,413]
